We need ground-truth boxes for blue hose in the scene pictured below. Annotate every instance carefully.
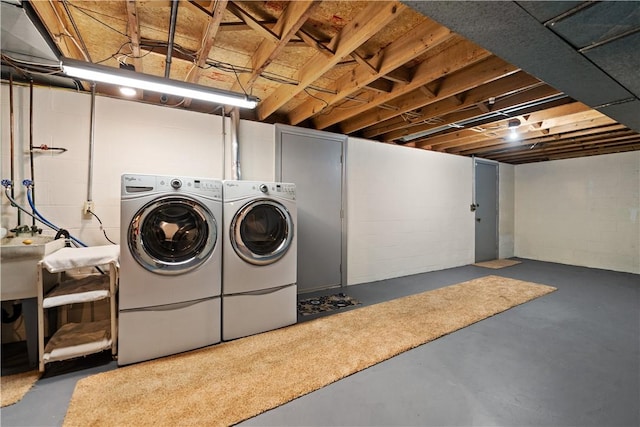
[23,181,87,247]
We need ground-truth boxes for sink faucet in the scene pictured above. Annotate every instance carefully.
[10,225,31,235]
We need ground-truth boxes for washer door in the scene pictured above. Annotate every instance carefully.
[230,199,293,266]
[128,196,216,275]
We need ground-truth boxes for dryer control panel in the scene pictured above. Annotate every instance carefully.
[122,174,222,199]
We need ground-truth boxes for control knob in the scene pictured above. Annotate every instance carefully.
[171,179,182,189]
[259,184,268,193]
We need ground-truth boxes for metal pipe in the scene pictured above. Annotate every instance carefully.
[219,106,226,179]
[165,0,179,79]
[87,83,96,202]
[9,74,21,225]
[29,79,35,227]
[230,107,241,180]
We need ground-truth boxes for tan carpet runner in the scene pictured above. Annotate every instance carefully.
[64,275,555,426]
[1,370,40,407]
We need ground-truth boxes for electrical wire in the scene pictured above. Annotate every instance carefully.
[66,2,129,38]
[48,0,90,61]
[86,209,117,245]
[1,54,61,76]
[303,88,329,109]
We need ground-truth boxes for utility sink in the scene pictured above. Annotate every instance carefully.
[1,235,66,301]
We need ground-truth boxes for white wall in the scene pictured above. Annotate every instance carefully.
[499,163,515,258]
[1,84,275,245]
[515,151,640,274]
[347,138,474,285]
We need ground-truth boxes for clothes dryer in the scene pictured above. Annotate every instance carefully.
[119,173,222,365]
[222,180,297,340]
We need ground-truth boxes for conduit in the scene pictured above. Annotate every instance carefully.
[29,79,35,227]
[230,108,241,180]
[165,0,179,79]
[87,83,96,203]
[9,74,21,225]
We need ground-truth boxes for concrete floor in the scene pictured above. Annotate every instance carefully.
[2,258,639,426]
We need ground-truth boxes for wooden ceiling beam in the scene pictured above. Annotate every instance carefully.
[423,102,595,150]
[188,0,228,80]
[440,115,617,154]
[342,55,517,134]
[286,15,450,125]
[494,138,640,164]
[29,1,88,61]
[257,1,406,121]
[295,29,334,56]
[381,66,413,84]
[537,143,640,163]
[468,128,636,159]
[313,39,492,131]
[183,0,228,107]
[226,1,279,43]
[364,79,394,93]
[365,71,544,140]
[486,135,640,163]
[231,1,318,93]
[392,91,567,147]
[125,1,143,73]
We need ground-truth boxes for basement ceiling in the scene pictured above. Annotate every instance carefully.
[1,0,639,164]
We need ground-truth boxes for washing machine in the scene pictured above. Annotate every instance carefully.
[118,173,222,365]
[222,180,297,340]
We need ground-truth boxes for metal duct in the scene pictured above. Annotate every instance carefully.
[230,108,241,180]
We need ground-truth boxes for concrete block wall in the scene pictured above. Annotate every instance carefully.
[347,137,475,285]
[1,85,274,245]
[515,151,640,274]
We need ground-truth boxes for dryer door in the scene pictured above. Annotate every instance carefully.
[230,199,293,265]
[128,196,217,275]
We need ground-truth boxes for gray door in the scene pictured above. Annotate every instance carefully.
[276,125,345,293]
[475,160,498,262]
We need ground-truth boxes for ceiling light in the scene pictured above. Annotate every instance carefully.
[61,57,259,109]
[507,118,521,141]
[119,87,137,97]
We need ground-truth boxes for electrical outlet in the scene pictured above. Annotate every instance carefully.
[83,201,95,215]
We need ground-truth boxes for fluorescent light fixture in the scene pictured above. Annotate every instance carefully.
[61,57,258,109]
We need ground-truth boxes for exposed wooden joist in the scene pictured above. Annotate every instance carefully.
[423,102,597,151]
[226,1,279,43]
[187,0,228,83]
[257,1,406,121]
[364,71,544,140]
[29,0,88,61]
[287,17,453,125]
[483,131,639,162]
[232,1,318,93]
[183,0,228,107]
[313,38,492,130]
[438,114,617,154]
[341,55,516,134]
[295,29,333,56]
[125,0,143,73]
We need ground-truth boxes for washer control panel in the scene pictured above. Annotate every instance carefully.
[121,174,222,199]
